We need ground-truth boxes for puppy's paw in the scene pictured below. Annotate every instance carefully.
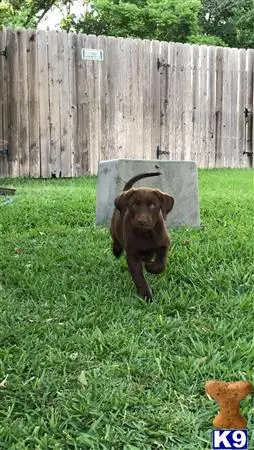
[145,262,165,274]
[137,286,153,303]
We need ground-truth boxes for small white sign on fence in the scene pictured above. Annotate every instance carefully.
[81,48,104,61]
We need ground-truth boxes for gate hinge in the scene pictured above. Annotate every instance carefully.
[0,141,8,156]
[156,145,169,159]
[244,107,252,118]
[0,47,8,58]
[244,108,253,157]
[157,58,170,70]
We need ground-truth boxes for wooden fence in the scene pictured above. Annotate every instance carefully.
[0,28,253,178]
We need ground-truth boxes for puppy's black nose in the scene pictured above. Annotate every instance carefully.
[137,216,148,226]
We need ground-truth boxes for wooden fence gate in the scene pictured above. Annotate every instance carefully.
[158,43,253,168]
[0,28,253,178]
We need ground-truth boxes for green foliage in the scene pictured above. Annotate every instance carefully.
[199,0,254,48]
[0,0,57,29]
[0,2,36,28]
[60,0,253,48]
[61,0,201,43]
[233,1,254,48]
[187,33,227,46]
[62,0,147,38]
[147,0,201,42]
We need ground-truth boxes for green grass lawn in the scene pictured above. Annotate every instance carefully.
[0,169,253,450]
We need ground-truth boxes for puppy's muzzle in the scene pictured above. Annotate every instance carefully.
[135,215,151,230]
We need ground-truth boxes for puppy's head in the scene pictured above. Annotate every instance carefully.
[114,188,174,231]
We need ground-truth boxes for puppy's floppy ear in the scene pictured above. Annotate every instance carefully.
[154,189,174,217]
[114,188,135,212]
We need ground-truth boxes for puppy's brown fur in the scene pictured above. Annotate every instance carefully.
[110,173,174,302]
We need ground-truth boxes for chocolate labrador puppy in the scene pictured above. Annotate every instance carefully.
[110,172,174,302]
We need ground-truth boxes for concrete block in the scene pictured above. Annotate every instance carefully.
[96,159,200,227]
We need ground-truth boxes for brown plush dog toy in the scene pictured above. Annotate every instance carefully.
[205,380,252,429]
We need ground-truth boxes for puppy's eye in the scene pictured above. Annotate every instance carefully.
[132,202,139,208]
[148,203,156,209]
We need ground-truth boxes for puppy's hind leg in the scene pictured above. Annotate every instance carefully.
[112,238,123,258]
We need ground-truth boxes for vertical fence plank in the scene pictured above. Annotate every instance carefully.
[159,41,169,157]
[229,48,240,167]
[86,34,101,175]
[207,45,216,168]
[222,48,232,167]
[125,38,136,160]
[127,38,136,159]
[237,49,247,167]
[142,40,153,159]
[135,39,144,159]
[191,45,200,163]
[245,49,254,168]
[174,44,184,160]
[151,40,160,160]
[7,29,20,177]
[116,37,124,160]
[37,30,50,178]
[110,36,119,160]
[118,37,130,159]
[0,28,8,177]
[167,42,177,160]
[128,38,143,160]
[94,35,104,174]
[18,29,29,176]
[73,32,83,176]
[83,34,92,174]
[199,46,208,168]
[48,30,61,177]
[118,36,128,159]
[181,43,192,162]
[99,35,109,163]
[68,32,78,177]
[215,47,224,167]
[58,31,71,177]
[27,30,40,177]
[86,35,96,174]
[195,45,203,166]
[101,36,117,161]
[177,43,188,161]
[76,33,89,175]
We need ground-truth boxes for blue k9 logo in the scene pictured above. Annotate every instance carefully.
[212,430,248,449]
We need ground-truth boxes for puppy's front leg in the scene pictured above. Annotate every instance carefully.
[145,246,168,274]
[127,255,152,302]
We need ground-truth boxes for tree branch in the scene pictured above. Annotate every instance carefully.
[24,0,58,27]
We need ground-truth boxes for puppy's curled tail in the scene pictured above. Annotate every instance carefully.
[123,172,161,191]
